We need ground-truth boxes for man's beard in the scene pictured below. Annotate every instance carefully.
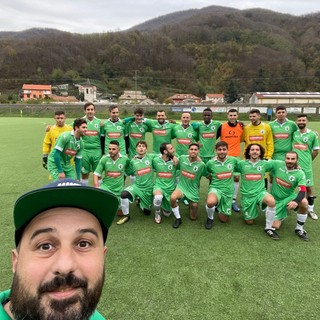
[298,123,306,129]
[10,271,105,320]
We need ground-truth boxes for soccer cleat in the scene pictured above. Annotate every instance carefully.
[117,215,130,225]
[183,199,189,206]
[205,218,214,230]
[155,213,161,224]
[295,229,309,241]
[232,202,241,212]
[162,209,171,217]
[308,211,318,220]
[173,218,182,228]
[264,229,280,240]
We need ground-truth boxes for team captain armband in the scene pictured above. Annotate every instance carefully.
[293,186,307,203]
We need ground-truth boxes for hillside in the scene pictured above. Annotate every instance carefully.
[0,6,319,103]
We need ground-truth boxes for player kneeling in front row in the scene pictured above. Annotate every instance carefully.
[205,141,239,229]
[271,151,309,241]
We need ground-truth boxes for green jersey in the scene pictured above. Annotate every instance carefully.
[236,159,273,196]
[48,130,83,167]
[206,156,238,195]
[144,119,174,153]
[82,116,103,151]
[172,124,198,156]
[0,290,105,319]
[193,120,221,158]
[102,118,126,154]
[292,129,319,168]
[152,155,177,191]
[127,154,156,190]
[126,121,150,158]
[94,154,130,196]
[270,160,306,200]
[269,119,298,160]
[176,155,207,202]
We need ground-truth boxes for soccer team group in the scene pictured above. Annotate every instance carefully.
[42,103,319,241]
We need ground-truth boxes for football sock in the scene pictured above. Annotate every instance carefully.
[296,213,307,231]
[265,206,276,229]
[153,195,163,213]
[233,181,239,201]
[120,198,130,215]
[172,206,181,219]
[206,205,215,220]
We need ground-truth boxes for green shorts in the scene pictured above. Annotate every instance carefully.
[274,194,297,220]
[301,168,314,187]
[175,185,200,203]
[125,185,153,210]
[241,191,269,220]
[153,186,175,212]
[48,165,76,181]
[208,187,232,216]
[81,150,102,174]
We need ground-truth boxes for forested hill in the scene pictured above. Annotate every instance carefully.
[0,5,320,102]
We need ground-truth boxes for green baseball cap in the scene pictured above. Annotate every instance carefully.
[14,179,119,245]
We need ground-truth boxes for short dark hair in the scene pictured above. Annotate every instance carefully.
[215,141,228,150]
[54,110,65,116]
[244,143,265,160]
[109,105,118,112]
[297,114,307,119]
[160,142,169,155]
[203,108,212,113]
[84,102,95,110]
[109,140,119,146]
[228,108,238,114]
[136,140,148,148]
[275,105,286,112]
[249,109,261,115]
[134,107,144,115]
[73,118,87,129]
[189,143,199,149]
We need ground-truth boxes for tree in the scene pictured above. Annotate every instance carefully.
[224,80,240,104]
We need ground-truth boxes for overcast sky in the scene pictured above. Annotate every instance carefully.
[1,0,319,34]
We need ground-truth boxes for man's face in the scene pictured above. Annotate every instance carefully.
[156,112,166,125]
[188,145,199,159]
[134,113,143,124]
[275,109,287,122]
[85,105,95,120]
[202,111,212,124]
[216,146,228,161]
[108,143,120,159]
[110,107,119,121]
[165,144,175,158]
[249,145,261,160]
[227,112,238,124]
[54,115,66,127]
[249,112,261,125]
[296,116,307,130]
[10,208,106,320]
[76,123,87,136]
[136,143,147,156]
[285,152,298,170]
[181,113,191,126]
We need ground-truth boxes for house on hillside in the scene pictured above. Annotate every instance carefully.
[139,98,156,105]
[76,83,97,103]
[168,93,201,104]
[205,93,224,104]
[21,84,52,101]
[119,91,147,104]
[249,92,320,105]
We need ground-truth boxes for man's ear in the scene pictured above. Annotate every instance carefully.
[12,249,19,273]
[104,246,108,257]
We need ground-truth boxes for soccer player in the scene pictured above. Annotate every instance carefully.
[117,141,155,225]
[170,143,207,228]
[292,114,319,220]
[193,108,221,163]
[144,110,175,154]
[205,141,239,229]
[47,118,87,181]
[172,112,198,156]
[42,110,72,170]
[93,140,130,198]
[217,108,244,212]
[81,102,104,185]
[152,143,178,224]
[270,151,309,240]
[236,144,279,240]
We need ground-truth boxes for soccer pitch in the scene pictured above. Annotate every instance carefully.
[1,117,320,319]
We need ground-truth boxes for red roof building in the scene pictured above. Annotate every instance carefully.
[21,84,52,101]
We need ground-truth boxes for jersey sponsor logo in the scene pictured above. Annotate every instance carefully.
[202,133,215,138]
[158,172,173,178]
[86,130,98,136]
[275,177,292,188]
[154,129,166,136]
[107,171,121,178]
[108,132,121,138]
[64,148,77,156]
[181,170,195,180]
[130,132,143,139]
[245,174,262,180]
[216,172,233,179]
[274,133,289,139]
[294,143,307,150]
[137,167,151,176]
[249,136,263,141]
[177,138,191,145]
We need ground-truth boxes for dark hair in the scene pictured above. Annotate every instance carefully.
[109,140,120,146]
[157,110,166,114]
[215,141,228,150]
[84,102,95,110]
[228,108,238,114]
[160,142,169,155]
[109,105,118,112]
[136,140,148,148]
[244,143,265,160]
[275,105,286,112]
[54,110,65,116]
[249,109,261,115]
[203,108,212,113]
[297,114,307,119]
[134,107,144,115]
[189,143,199,149]
[73,118,87,130]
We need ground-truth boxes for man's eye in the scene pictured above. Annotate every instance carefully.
[39,243,53,251]
[78,241,91,248]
